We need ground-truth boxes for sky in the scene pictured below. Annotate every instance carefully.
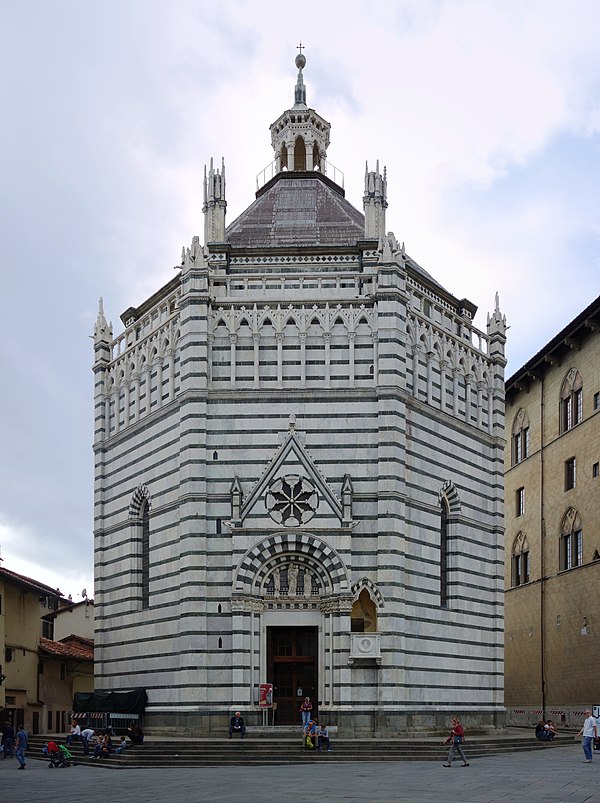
[1,0,600,600]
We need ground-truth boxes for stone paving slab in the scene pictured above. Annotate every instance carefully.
[1,744,599,802]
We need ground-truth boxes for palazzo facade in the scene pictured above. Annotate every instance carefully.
[93,54,507,734]
[504,294,600,727]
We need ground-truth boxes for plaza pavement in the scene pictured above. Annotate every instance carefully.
[1,743,599,802]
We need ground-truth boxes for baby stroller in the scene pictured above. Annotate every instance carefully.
[47,743,78,768]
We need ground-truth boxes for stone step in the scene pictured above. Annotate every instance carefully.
[25,734,574,768]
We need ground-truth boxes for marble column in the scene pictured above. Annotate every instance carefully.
[452,368,461,418]
[253,333,260,388]
[323,332,331,387]
[229,334,237,387]
[299,333,307,387]
[348,331,355,388]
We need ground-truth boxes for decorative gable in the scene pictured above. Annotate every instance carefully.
[231,421,352,529]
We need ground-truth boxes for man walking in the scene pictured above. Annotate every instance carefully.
[576,709,597,763]
[14,726,27,770]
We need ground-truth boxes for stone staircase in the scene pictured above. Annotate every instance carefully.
[25,728,575,768]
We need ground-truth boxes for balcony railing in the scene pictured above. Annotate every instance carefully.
[256,159,345,192]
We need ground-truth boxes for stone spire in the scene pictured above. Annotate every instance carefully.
[94,297,112,345]
[203,157,227,244]
[293,44,307,108]
[363,161,388,241]
[269,49,331,175]
[487,292,507,363]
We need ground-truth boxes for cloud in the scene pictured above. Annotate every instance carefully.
[0,514,93,597]
[2,0,600,592]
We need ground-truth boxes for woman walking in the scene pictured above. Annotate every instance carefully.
[442,716,469,767]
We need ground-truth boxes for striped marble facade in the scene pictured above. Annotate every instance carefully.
[92,59,506,734]
[93,226,507,734]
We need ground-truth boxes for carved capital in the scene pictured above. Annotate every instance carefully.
[231,596,265,614]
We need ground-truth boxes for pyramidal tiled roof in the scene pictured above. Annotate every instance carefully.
[225,172,364,249]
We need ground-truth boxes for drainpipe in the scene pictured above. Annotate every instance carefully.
[540,375,546,720]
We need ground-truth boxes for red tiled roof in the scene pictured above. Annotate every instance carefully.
[61,635,94,649]
[0,566,61,597]
[39,637,93,661]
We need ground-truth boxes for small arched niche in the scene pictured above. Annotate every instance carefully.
[351,589,377,633]
[312,143,320,170]
[294,136,306,171]
[280,143,288,170]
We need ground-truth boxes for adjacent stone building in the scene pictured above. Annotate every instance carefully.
[93,54,507,734]
[504,294,600,727]
[0,566,93,734]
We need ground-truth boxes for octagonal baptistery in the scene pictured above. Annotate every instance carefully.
[92,53,507,736]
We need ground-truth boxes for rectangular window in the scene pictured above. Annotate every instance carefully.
[575,389,583,425]
[512,553,521,586]
[563,396,573,432]
[60,663,66,681]
[515,487,525,517]
[565,535,573,569]
[594,391,600,410]
[593,462,599,478]
[512,551,530,587]
[514,432,522,464]
[512,427,530,465]
[565,457,576,490]
[562,530,583,570]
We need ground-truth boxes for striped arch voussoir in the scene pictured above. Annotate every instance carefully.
[351,577,384,608]
[129,484,151,520]
[234,533,349,595]
[438,480,462,516]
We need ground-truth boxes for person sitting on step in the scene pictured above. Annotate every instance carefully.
[229,711,246,738]
[316,723,333,752]
[303,718,317,749]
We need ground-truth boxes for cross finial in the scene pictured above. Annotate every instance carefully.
[297,41,304,55]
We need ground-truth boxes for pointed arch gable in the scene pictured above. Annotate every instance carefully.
[560,506,581,534]
[512,531,529,554]
[351,577,384,608]
[561,368,583,397]
[129,484,151,520]
[438,480,462,516]
[240,429,343,522]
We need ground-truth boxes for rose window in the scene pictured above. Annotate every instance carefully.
[265,475,318,527]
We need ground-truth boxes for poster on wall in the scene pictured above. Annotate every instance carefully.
[259,683,273,708]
